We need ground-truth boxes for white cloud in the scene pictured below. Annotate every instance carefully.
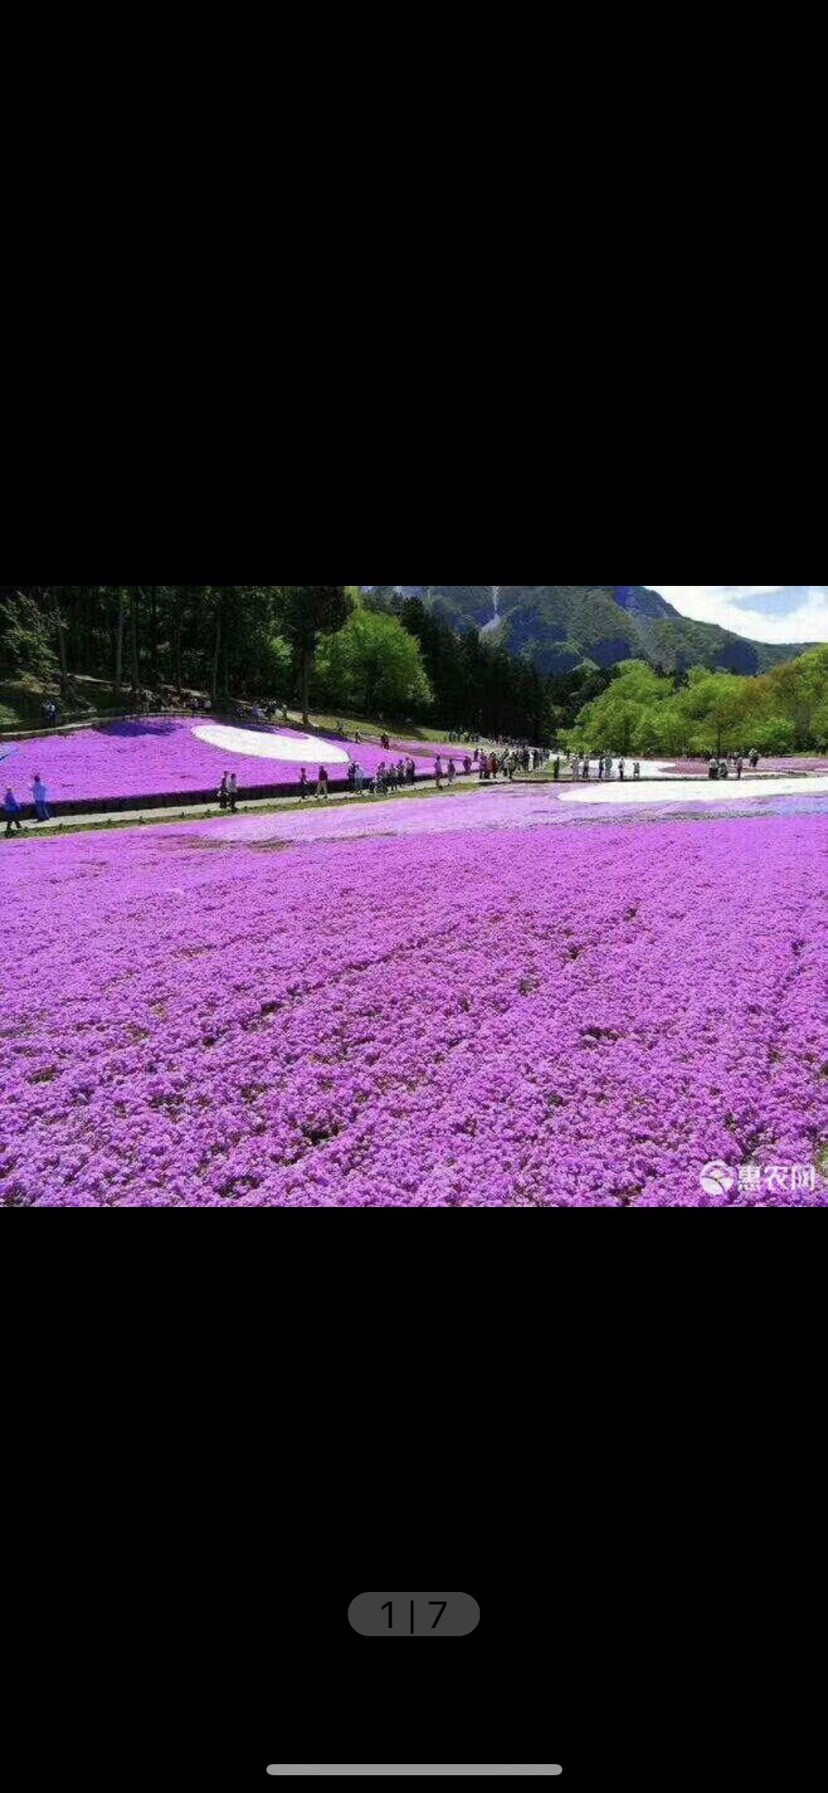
[651,586,828,644]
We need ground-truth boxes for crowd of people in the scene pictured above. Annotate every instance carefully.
[554,755,642,782]
[295,758,423,801]
[474,747,547,780]
[230,699,290,726]
[707,750,760,780]
[444,728,534,748]
[547,748,764,784]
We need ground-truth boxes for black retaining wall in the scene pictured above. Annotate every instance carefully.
[12,769,438,821]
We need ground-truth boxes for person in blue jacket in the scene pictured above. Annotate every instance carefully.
[4,788,24,836]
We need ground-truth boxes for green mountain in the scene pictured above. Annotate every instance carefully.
[361,586,817,676]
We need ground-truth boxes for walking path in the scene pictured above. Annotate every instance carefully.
[7,777,485,836]
[7,767,828,839]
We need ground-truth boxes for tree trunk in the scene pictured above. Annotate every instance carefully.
[51,588,69,694]
[115,591,125,698]
[130,590,140,690]
[212,595,223,700]
[150,585,159,681]
[300,644,310,726]
[175,598,182,691]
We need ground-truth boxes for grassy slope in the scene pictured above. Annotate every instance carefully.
[0,674,115,730]
[0,678,491,750]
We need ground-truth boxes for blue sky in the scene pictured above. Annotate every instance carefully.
[651,586,828,644]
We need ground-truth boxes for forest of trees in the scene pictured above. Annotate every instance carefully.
[0,585,612,741]
[3,587,825,752]
[563,652,828,757]
[0,587,350,723]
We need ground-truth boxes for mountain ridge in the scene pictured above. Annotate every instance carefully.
[360,586,819,676]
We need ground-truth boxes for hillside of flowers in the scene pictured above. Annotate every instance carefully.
[2,799,827,1207]
[1,720,447,805]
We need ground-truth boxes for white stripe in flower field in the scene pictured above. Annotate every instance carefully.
[192,725,350,765]
[560,774,828,806]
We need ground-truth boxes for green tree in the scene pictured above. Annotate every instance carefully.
[0,590,58,680]
[767,647,828,749]
[316,608,433,715]
[276,587,354,723]
[263,635,293,696]
[569,661,669,753]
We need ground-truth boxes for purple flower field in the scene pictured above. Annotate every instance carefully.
[2,796,827,1207]
[2,720,447,805]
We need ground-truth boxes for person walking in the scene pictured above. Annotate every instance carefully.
[299,768,309,801]
[719,759,729,780]
[435,756,444,789]
[618,758,625,781]
[4,788,23,836]
[736,756,743,780]
[553,755,560,781]
[347,763,356,795]
[749,749,760,770]
[633,760,641,780]
[709,757,718,780]
[598,756,604,781]
[228,773,239,812]
[354,764,365,795]
[31,774,51,822]
[448,758,457,785]
[316,766,329,801]
[218,773,230,811]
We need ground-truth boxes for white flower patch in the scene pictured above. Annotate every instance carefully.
[560,774,828,807]
[193,724,350,765]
